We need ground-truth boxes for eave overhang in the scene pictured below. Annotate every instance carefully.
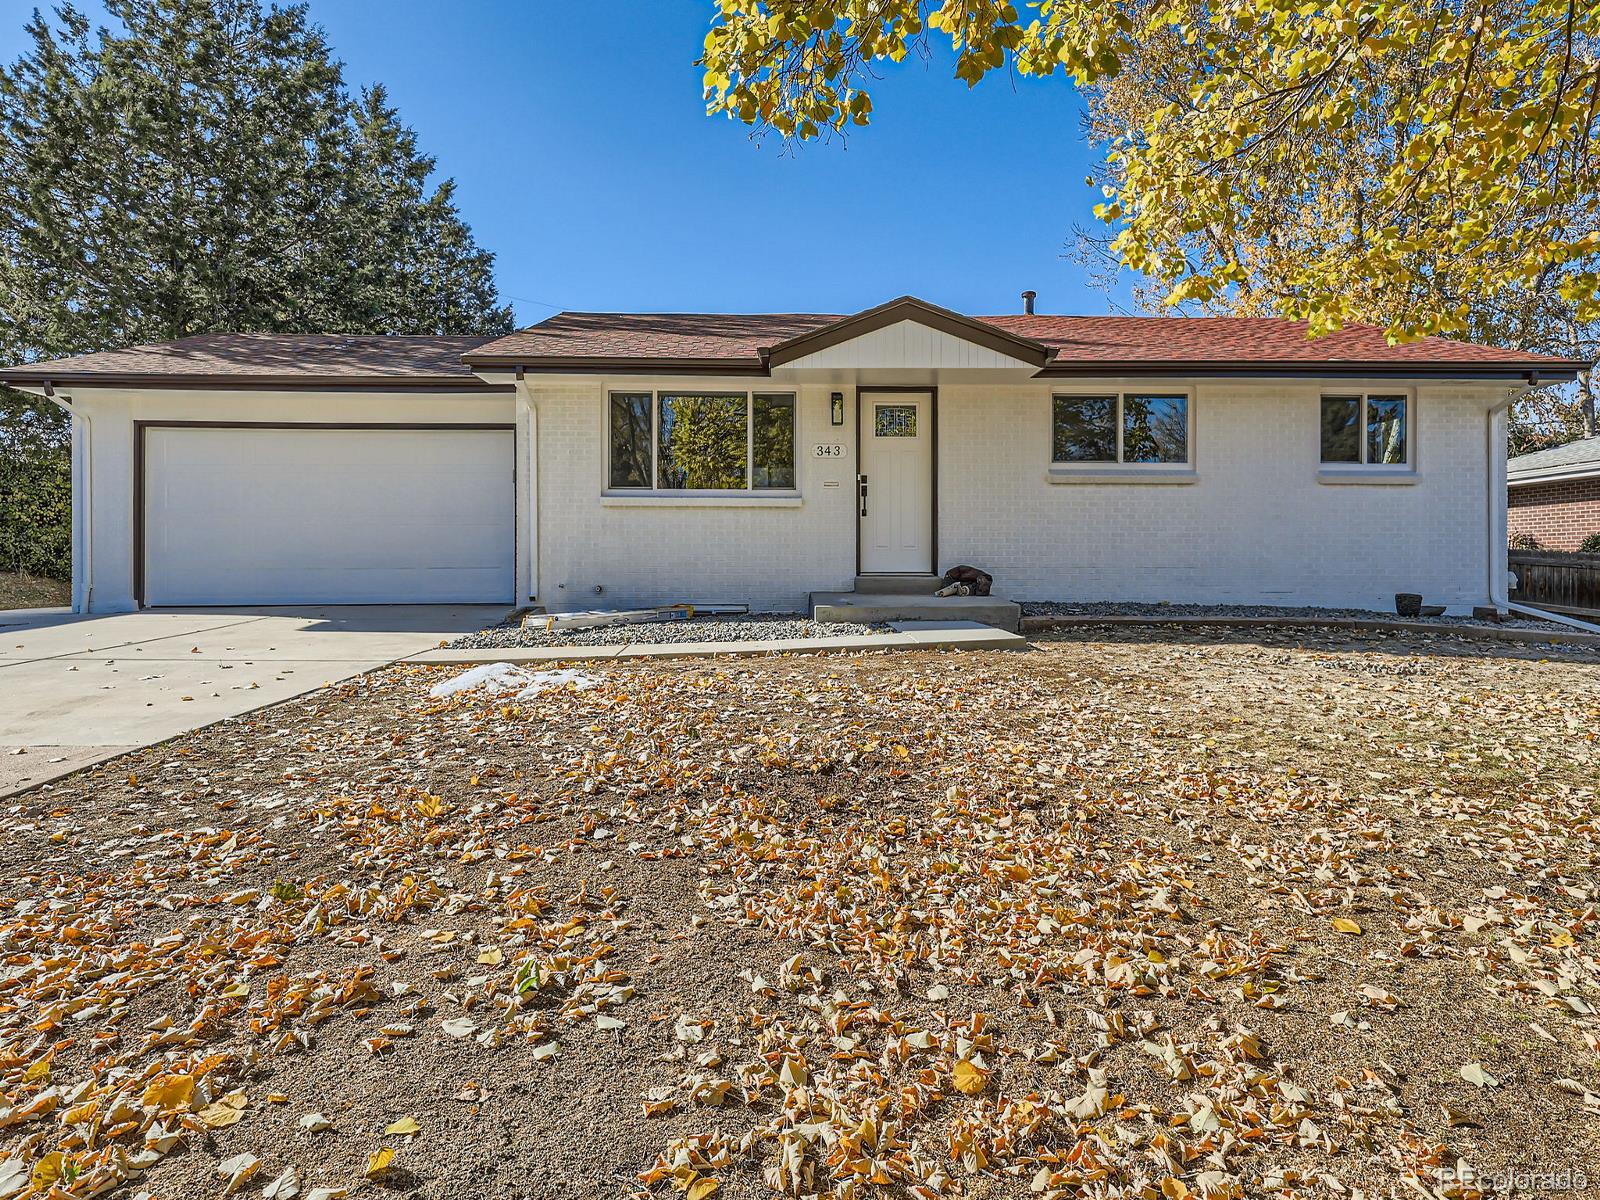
[1508,464,1600,487]
[460,356,768,376]
[0,370,513,393]
[1036,361,1587,384]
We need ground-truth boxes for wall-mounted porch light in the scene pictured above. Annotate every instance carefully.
[831,392,844,426]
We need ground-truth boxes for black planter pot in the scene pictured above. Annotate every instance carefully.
[1394,593,1423,618]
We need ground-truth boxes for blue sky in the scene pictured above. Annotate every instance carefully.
[1,1,1132,327]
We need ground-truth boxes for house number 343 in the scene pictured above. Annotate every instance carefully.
[814,444,844,458]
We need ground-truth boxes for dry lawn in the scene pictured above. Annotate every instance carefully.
[0,574,68,611]
[1,627,1598,1200]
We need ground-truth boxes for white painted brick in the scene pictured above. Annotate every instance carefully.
[531,378,854,612]
[940,381,1496,612]
[530,377,1502,615]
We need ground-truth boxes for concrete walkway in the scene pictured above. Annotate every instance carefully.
[407,619,1028,666]
[0,604,506,796]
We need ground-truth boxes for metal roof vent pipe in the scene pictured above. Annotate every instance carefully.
[1021,290,1037,315]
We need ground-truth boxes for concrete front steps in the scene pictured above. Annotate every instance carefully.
[853,574,942,595]
[811,589,1022,632]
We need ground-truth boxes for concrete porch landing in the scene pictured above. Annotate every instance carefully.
[811,591,1022,632]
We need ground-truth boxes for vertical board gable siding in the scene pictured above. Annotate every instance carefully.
[777,320,1038,371]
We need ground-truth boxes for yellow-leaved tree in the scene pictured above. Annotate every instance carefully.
[700,0,1599,440]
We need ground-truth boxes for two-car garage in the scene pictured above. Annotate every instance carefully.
[137,424,516,606]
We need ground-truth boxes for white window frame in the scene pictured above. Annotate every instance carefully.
[1048,389,1197,483]
[1317,390,1417,483]
[605,389,799,497]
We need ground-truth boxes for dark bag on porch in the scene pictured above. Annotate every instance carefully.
[941,565,993,596]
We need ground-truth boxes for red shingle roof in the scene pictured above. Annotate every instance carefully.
[3,302,1585,387]
[981,315,1576,369]
[466,305,1584,375]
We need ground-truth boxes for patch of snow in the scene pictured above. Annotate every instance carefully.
[429,663,602,700]
[516,669,600,698]
[429,663,533,698]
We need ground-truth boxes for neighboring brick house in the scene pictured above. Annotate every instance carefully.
[1508,436,1600,551]
[2,294,1589,616]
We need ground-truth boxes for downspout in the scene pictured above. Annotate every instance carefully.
[515,368,538,605]
[42,384,91,614]
[1486,388,1512,613]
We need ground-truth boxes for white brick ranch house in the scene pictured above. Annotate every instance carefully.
[3,295,1586,617]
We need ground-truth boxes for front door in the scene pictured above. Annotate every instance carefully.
[859,392,933,573]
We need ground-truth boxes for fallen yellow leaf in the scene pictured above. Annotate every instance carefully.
[1331,918,1363,935]
[952,1060,988,1096]
[218,1152,261,1198]
[142,1074,196,1111]
[415,795,444,818]
[31,1152,66,1191]
[365,1148,396,1180]
[385,1116,421,1136]
[687,1178,720,1200]
[196,1090,248,1128]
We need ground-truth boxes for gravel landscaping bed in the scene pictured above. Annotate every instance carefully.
[1020,598,1578,632]
[449,611,891,649]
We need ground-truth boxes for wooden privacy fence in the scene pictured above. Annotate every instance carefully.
[1509,550,1600,617]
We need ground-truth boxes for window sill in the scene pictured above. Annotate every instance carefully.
[1316,468,1417,486]
[601,491,803,508]
[1047,466,1197,485]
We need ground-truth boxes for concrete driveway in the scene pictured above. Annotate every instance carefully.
[0,604,506,795]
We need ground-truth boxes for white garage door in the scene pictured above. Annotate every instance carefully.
[142,426,515,605]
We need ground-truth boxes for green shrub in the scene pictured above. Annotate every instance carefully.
[1579,533,1600,555]
[1508,532,1540,550]
[0,394,71,581]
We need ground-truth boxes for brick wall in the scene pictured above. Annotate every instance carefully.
[1508,475,1600,551]
[530,377,855,612]
[530,377,1506,615]
[939,382,1497,613]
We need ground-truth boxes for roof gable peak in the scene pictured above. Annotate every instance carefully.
[762,295,1051,369]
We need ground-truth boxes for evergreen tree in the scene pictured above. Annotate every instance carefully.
[339,85,511,336]
[0,0,515,582]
